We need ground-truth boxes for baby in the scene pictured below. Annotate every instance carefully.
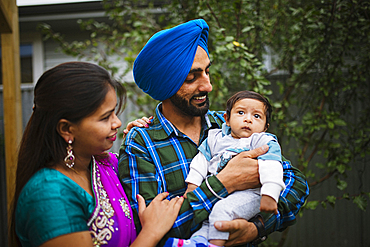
[165,90,286,247]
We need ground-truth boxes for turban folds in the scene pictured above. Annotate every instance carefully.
[133,19,209,101]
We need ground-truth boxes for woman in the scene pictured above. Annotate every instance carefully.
[10,61,183,247]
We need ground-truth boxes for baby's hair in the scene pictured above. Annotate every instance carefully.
[225,91,272,130]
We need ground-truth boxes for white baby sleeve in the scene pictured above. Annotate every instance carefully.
[185,152,210,186]
[259,159,286,202]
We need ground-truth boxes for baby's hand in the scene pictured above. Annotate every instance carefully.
[260,195,278,214]
[183,183,198,198]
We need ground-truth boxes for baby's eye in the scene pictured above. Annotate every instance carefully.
[254,114,261,119]
[238,111,245,115]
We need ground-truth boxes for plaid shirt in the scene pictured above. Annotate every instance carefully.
[119,103,309,246]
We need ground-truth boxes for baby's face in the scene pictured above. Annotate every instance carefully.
[226,98,267,139]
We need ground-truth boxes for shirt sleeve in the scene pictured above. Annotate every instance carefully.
[261,158,310,235]
[15,170,92,247]
[119,128,228,245]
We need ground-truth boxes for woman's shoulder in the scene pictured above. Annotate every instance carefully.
[19,168,75,196]
[16,168,94,247]
[17,168,93,209]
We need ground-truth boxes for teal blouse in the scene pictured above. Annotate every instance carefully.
[15,168,95,247]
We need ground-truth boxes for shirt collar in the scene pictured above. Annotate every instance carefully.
[152,103,219,141]
[152,103,177,140]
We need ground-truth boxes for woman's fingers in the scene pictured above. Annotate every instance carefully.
[123,116,154,136]
[137,194,147,216]
[169,195,184,209]
[152,192,169,202]
[151,192,183,211]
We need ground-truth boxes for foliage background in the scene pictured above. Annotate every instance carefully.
[39,0,370,245]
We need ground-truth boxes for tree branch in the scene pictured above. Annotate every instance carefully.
[309,170,336,187]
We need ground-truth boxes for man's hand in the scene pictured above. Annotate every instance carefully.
[214,219,258,246]
[216,145,268,193]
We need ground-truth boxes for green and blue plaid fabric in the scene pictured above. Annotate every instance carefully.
[119,103,309,246]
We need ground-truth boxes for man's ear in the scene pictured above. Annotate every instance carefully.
[57,119,74,143]
[224,113,230,126]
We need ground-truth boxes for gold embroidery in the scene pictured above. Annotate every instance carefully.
[90,165,115,246]
[119,198,131,219]
[89,158,132,246]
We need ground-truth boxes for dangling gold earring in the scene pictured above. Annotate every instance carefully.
[64,140,75,169]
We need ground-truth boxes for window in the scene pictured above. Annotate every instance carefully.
[20,44,33,83]
[0,43,33,84]
[0,33,44,86]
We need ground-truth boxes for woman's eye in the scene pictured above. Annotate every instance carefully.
[102,114,111,121]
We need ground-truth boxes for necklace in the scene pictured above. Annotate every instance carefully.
[70,167,90,184]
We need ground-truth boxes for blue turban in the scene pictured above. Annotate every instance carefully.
[133,19,209,101]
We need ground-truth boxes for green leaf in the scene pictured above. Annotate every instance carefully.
[305,201,319,210]
[337,165,346,174]
[326,195,336,208]
[225,36,234,42]
[337,180,347,190]
[241,26,254,33]
[353,195,367,211]
[334,119,347,126]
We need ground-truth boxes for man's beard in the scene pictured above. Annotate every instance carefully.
[169,93,210,116]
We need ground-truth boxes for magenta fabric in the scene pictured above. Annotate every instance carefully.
[89,153,137,246]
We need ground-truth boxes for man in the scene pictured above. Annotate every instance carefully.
[119,19,309,246]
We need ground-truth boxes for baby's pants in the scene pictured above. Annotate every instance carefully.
[192,188,261,241]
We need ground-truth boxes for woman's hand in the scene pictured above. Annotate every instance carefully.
[131,192,183,247]
[123,116,153,135]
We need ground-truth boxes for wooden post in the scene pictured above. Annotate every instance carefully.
[0,0,22,240]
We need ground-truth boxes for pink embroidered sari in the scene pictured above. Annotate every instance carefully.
[88,153,137,246]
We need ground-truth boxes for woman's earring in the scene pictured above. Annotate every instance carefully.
[64,140,75,169]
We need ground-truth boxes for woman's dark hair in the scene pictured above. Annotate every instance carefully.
[9,61,126,246]
[225,90,272,130]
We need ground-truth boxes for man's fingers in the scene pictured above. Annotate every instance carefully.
[240,144,269,159]
[214,220,237,232]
